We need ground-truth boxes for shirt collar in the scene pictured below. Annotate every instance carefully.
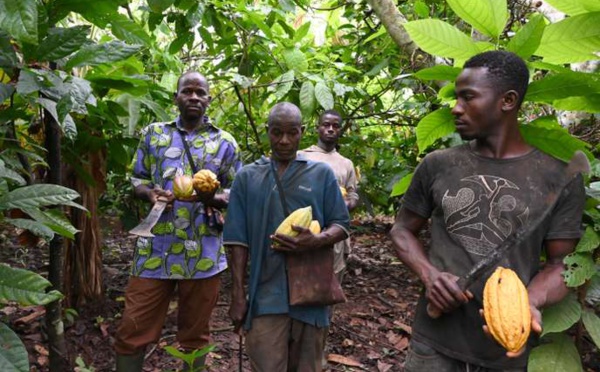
[173,116,215,133]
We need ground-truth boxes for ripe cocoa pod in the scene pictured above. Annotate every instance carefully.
[483,267,531,353]
[309,220,321,234]
[193,169,220,193]
[173,175,194,198]
[275,206,312,237]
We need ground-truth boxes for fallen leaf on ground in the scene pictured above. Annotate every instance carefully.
[327,354,363,367]
[377,360,393,372]
[34,344,49,356]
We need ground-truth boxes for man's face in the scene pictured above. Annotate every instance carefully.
[451,67,504,141]
[268,116,304,163]
[317,113,342,145]
[175,73,211,121]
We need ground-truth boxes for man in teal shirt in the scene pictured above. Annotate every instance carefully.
[224,102,350,371]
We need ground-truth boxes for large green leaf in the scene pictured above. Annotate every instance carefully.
[575,226,600,253]
[528,333,583,372]
[447,0,508,39]
[535,12,600,64]
[588,275,600,305]
[270,70,295,100]
[0,83,14,104]
[314,81,334,110]
[0,31,18,68]
[520,121,589,162]
[5,218,54,241]
[148,0,174,13]
[0,160,25,186]
[299,81,316,118]
[0,322,29,372]
[582,309,600,349]
[552,95,600,113]
[109,14,152,47]
[413,65,461,81]
[283,48,308,73]
[390,172,413,197]
[540,293,581,336]
[48,0,121,27]
[415,107,455,154]
[37,97,77,138]
[30,25,90,62]
[0,184,80,211]
[563,252,596,287]
[403,19,480,60]
[0,0,38,45]
[0,264,63,305]
[65,41,141,69]
[544,0,600,15]
[525,71,600,103]
[506,14,546,59]
[21,207,78,240]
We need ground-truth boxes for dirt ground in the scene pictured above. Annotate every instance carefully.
[3,216,599,371]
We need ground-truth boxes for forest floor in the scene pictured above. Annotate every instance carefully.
[2,216,599,372]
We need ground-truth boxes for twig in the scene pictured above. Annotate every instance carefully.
[376,294,395,308]
[211,325,234,333]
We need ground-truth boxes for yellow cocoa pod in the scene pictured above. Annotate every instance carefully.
[309,220,321,234]
[173,175,194,198]
[483,267,531,353]
[340,186,348,198]
[193,169,220,193]
[275,206,312,237]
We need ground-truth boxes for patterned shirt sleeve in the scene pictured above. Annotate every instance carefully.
[130,125,154,189]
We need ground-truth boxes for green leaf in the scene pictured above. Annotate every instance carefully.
[535,12,600,64]
[148,0,174,13]
[526,71,600,103]
[528,333,583,372]
[414,65,461,81]
[552,95,600,113]
[403,19,481,60]
[0,322,29,372]
[587,275,600,305]
[0,0,38,45]
[447,0,508,39]
[520,122,589,162]
[271,70,295,100]
[293,22,311,43]
[363,27,387,44]
[582,309,600,349]
[195,258,214,271]
[0,184,80,211]
[283,48,308,73]
[416,107,455,154]
[31,26,90,62]
[299,81,316,117]
[0,83,14,104]
[109,14,152,47]
[5,218,54,241]
[48,0,121,26]
[168,32,193,54]
[414,1,429,18]
[544,0,600,16]
[65,41,141,69]
[540,293,581,337]
[21,207,78,240]
[390,172,413,197]
[506,14,546,59]
[0,31,18,68]
[314,81,333,110]
[0,163,25,186]
[0,263,63,305]
[37,97,77,138]
[563,252,596,287]
[143,257,162,270]
[575,226,600,253]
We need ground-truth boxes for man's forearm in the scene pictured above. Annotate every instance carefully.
[134,184,152,202]
[318,224,348,248]
[527,263,569,309]
[228,245,248,298]
[389,225,437,288]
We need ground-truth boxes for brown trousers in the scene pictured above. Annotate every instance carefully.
[114,275,220,355]
[245,314,326,372]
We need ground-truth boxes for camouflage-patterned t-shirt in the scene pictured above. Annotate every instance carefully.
[130,117,242,279]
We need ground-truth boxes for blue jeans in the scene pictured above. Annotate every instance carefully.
[404,340,525,372]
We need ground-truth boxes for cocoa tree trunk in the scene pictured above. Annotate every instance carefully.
[366,0,418,55]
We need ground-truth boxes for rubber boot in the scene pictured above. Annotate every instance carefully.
[116,352,144,372]
[182,355,207,372]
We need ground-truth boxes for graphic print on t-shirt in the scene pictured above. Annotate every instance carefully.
[442,175,530,256]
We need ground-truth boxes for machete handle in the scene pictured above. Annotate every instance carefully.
[427,303,442,319]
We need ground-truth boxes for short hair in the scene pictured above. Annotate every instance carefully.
[319,110,342,124]
[463,51,529,106]
[176,71,208,91]
[267,102,302,127]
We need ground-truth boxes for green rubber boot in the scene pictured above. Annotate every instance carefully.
[116,352,144,372]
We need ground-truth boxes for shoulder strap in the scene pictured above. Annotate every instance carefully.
[177,130,198,174]
[271,161,290,217]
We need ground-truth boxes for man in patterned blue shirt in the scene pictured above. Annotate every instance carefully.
[115,71,241,371]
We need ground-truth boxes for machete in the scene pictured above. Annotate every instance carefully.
[428,150,590,318]
[128,196,169,238]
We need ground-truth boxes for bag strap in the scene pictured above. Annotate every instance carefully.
[271,161,290,217]
[178,130,198,174]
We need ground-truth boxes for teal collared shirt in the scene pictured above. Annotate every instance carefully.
[223,156,350,329]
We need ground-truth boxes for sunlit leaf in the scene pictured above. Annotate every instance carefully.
[525,71,600,103]
[416,107,455,153]
[390,172,413,197]
[575,226,600,253]
[0,184,80,211]
[540,293,581,336]
[283,48,308,73]
[403,19,480,60]
[314,81,333,110]
[544,0,600,15]
[414,65,461,81]
[528,333,582,372]
[447,0,508,39]
[563,252,596,287]
[506,14,546,59]
[299,81,315,118]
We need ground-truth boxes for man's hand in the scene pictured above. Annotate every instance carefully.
[426,271,472,316]
[270,225,321,252]
[480,305,542,358]
[148,187,175,205]
[229,292,248,334]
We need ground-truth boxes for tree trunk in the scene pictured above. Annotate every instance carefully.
[366,0,418,55]
[44,100,70,371]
